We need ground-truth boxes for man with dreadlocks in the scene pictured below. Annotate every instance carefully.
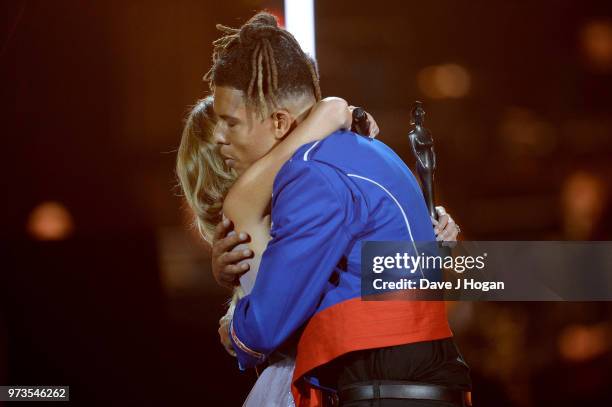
[208,12,471,407]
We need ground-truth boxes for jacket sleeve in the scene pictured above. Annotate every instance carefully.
[229,159,354,369]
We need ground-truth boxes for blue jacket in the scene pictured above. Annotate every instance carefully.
[229,130,450,379]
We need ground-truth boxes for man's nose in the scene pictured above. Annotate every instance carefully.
[213,123,228,145]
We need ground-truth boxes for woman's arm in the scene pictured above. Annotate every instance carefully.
[223,97,352,249]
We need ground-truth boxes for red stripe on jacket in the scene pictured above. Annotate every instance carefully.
[291,298,452,406]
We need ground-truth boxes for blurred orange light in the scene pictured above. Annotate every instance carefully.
[580,19,612,72]
[498,107,556,157]
[558,323,610,362]
[417,64,471,99]
[561,171,607,239]
[562,171,606,216]
[27,201,74,241]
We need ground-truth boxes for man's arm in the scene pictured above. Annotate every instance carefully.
[229,159,354,369]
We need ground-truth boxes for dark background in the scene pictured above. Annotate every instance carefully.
[1,0,611,405]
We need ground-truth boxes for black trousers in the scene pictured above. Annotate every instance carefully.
[317,338,471,407]
[339,381,465,407]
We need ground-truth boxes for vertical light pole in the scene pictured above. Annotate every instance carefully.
[284,0,316,58]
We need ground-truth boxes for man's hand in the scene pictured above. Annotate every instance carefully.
[212,218,252,289]
[218,317,236,357]
[432,206,461,242]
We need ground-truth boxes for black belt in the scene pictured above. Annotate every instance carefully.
[337,381,470,406]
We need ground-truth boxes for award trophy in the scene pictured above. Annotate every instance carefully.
[408,101,437,220]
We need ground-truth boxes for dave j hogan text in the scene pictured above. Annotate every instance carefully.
[372,278,505,292]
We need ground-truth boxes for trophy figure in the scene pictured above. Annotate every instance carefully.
[408,101,437,220]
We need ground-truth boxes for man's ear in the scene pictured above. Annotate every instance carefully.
[271,109,293,140]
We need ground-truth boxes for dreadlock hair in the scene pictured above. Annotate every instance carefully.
[204,11,321,120]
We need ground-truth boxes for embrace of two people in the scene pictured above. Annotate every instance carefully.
[177,12,471,407]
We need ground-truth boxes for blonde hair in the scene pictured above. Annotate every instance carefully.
[176,96,237,243]
[176,96,244,320]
